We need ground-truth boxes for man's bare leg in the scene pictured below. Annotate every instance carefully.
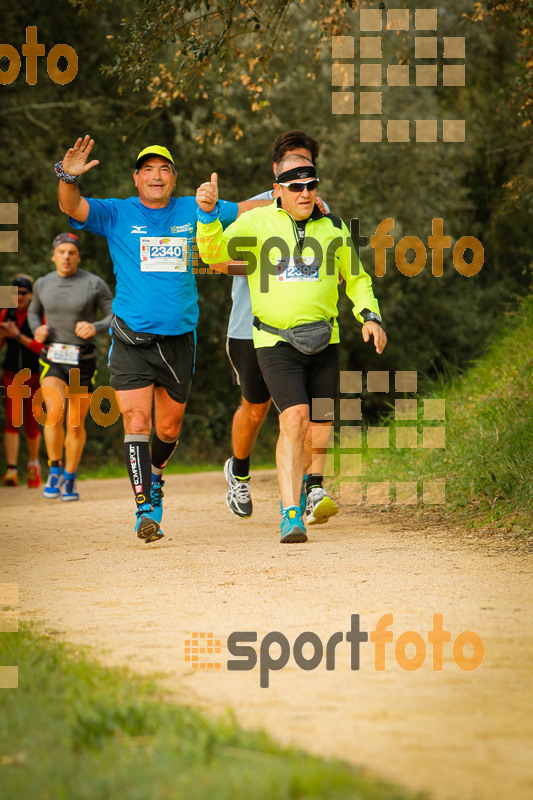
[232,397,270,460]
[4,432,19,466]
[224,397,270,518]
[26,432,41,462]
[303,420,338,525]
[2,432,20,485]
[117,385,154,436]
[276,404,309,509]
[153,386,186,442]
[40,376,67,462]
[305,420,333,476]
[64,395,92,474]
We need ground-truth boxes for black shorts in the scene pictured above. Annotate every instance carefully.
[39,354,97,392]
[256,343,339,420]
[108,331,195,404]
[226,337,271,405]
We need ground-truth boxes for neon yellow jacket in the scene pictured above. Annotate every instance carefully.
[197,200,381,348]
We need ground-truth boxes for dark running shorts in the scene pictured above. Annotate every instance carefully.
[108,331,195,404]
[39,353,97,392]
[256,342,339,420]
[226,337,271,405]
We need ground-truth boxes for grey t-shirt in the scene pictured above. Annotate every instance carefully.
[28,268,113,352]
[227,190,273,340]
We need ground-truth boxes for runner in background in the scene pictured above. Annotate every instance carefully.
[28,232,113,502]
[0,275,45,487]
[224,131,329,520]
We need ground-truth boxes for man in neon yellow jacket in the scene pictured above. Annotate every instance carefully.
[196,155,387,544]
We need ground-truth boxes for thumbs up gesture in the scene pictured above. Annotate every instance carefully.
[196,172,219,213]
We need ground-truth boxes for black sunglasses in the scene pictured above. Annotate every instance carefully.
[278,179,319,193]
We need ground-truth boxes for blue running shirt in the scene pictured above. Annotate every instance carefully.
[70,195,238,335]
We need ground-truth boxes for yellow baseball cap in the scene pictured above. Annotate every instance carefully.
[135,145,175,169]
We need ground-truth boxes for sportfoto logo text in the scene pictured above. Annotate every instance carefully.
[0,27,78,85]
[198,217,484,282]
[187,614,484,688]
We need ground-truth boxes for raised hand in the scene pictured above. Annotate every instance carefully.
[62,135,100,176]
[196,172,219,213]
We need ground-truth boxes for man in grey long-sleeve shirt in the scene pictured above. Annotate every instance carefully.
[28,231,113,501]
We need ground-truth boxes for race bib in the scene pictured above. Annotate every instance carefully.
[140,237,188,272]
[276,257,320,282]
[48,343,80,365]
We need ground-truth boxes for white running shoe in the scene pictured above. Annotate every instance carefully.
[305,487,339,525]
[224,457,252,518]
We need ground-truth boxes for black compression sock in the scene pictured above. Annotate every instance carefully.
[151,433,178,471]
[233,455,250,478]
[124,435,152,507]
[306,474,323,494]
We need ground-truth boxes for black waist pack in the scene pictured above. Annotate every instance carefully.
[253,316,334,355]
[111,315,164,348]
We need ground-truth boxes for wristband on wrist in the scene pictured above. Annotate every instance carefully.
[197,201,220,224]
[54,160,79,183]
[15,332,21,341]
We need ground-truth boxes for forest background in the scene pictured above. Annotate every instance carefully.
[1,0,531,469]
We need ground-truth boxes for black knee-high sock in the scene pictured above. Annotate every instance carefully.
[306,474,323,494]
[124,435,152,507]
[151,433,178,473]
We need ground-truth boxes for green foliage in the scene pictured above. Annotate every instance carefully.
[361,294,533,532]
[0,627,425,800]
[1,0,531,470]
[68,0,349,107]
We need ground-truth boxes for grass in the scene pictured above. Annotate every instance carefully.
[84,458,276,481]
[0,627,425,800]
[358,295,533,533]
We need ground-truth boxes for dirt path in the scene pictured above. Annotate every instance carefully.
[2,471,532,800]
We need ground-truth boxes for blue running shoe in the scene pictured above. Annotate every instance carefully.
[135,502,164,543]
[43,466,64,499]
[150,476,164,524]
[280,505,307,544]
[62,471,79,502]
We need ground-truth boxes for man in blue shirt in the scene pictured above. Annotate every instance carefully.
[56,135,260,542]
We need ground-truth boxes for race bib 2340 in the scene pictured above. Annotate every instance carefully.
[140,237,188,272]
